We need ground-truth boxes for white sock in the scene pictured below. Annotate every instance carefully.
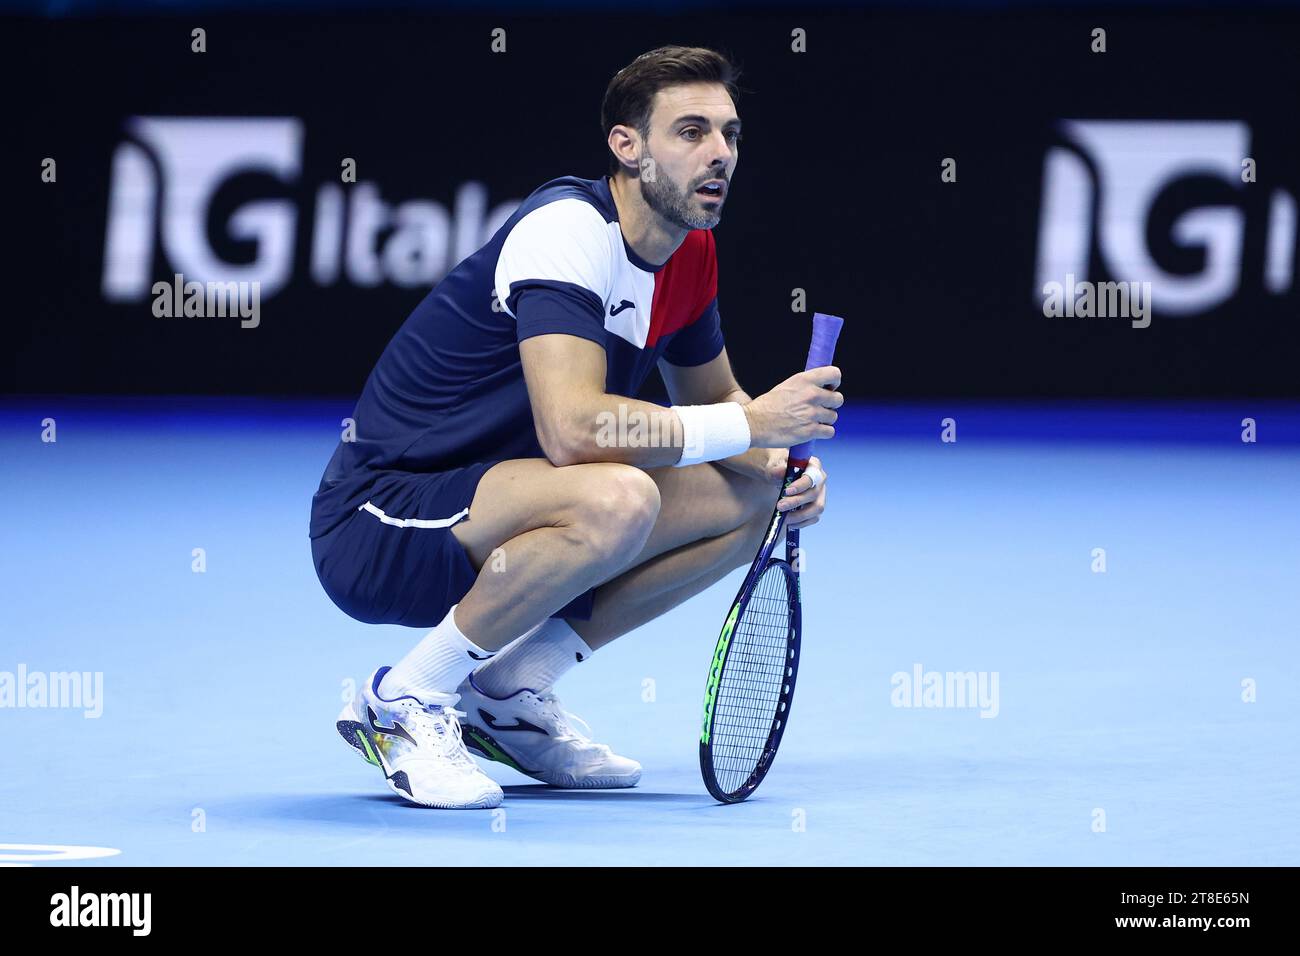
[379,605,541,700]
[471,617,594,697]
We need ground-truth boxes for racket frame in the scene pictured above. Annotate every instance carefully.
[698,456,809,804]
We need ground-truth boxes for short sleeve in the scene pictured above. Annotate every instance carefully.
[661,296,724,366]
[511,285,607,347]
[494,198,613,345]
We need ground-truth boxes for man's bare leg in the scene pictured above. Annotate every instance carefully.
[443,458,776,780]
[450,457,776,648]
[448,460,661,649]
[572,506,772,649]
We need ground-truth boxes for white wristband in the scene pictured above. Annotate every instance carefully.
[671,402,752,467]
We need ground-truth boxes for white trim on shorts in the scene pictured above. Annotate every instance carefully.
[358,500,470,529]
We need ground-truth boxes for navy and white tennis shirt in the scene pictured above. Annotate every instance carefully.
[309,174,726,539]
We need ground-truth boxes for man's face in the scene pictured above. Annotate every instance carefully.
[638,82,740,230]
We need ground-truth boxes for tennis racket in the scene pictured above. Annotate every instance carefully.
[699,311,844,803]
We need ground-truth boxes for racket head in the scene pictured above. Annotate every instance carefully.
[699,546,802,804]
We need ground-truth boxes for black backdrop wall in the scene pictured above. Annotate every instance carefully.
[7,9,1300,399]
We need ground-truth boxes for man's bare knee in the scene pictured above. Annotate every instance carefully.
[560,464,661,563]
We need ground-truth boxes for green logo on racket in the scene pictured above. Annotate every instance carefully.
[701,603,739,744]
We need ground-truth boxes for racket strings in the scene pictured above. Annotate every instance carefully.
[710,563,794,793]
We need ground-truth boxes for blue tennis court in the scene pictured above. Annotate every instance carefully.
[3,398,1296,866]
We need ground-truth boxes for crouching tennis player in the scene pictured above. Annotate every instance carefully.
[311,45,843,808]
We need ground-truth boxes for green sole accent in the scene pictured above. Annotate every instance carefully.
[355,728,380,766]
[466,728,529,774]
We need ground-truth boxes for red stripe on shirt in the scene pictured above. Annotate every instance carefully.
[646,229,718,349]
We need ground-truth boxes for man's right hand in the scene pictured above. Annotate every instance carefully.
[743,366,843,449]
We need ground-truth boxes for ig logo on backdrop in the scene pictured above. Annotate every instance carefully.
[102,117,303,302]
[101,116,521,304]
[1035,120,1297,316]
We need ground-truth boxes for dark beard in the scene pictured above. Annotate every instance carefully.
[639,158,722,231]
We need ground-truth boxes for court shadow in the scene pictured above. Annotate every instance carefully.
[229,788,703,829]
[499,784,699,803]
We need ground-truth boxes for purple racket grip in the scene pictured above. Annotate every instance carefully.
[788,312,843,466]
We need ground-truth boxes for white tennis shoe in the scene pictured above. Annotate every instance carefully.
[456,674,642,789]
[336,667,503,809]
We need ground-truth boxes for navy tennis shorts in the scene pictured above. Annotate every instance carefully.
[311,461,595,628]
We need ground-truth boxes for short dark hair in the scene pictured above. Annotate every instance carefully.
[601,46,742,177]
